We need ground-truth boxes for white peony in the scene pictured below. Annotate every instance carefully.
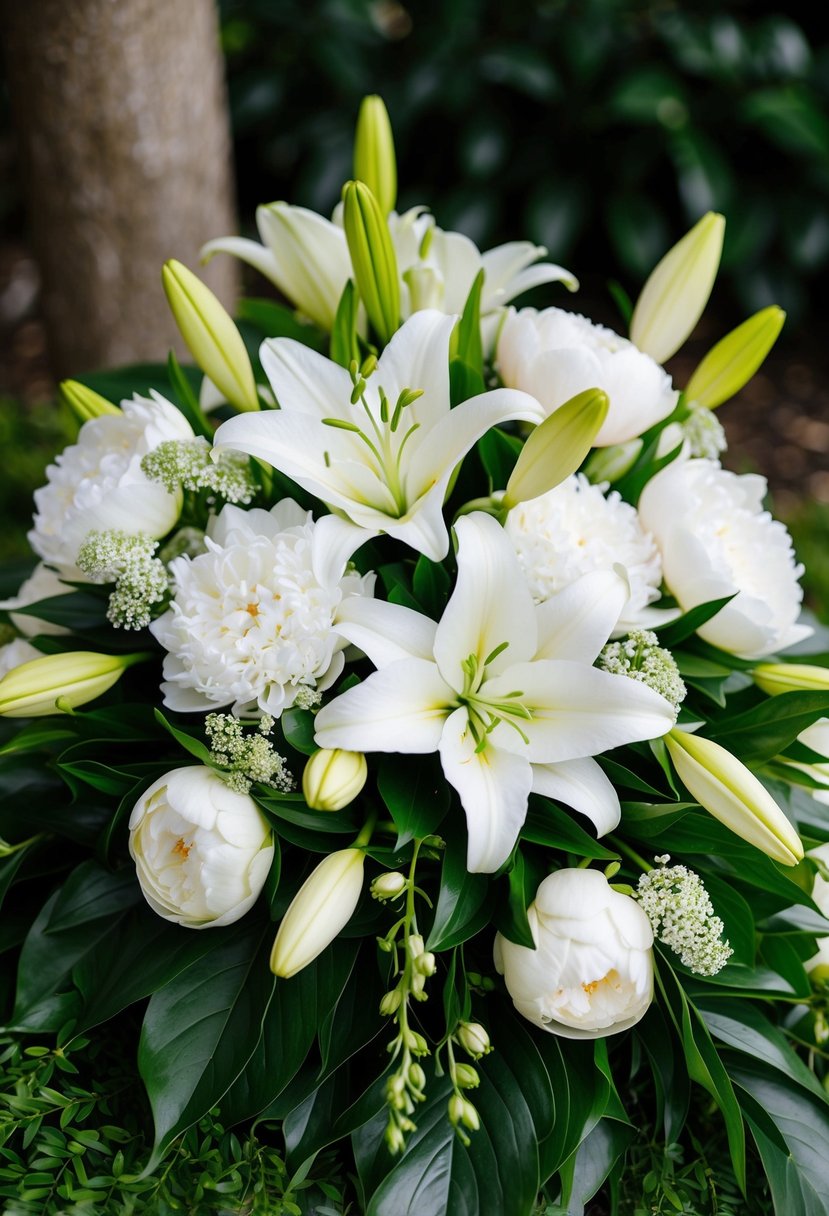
[151,499,375,717]
[496,306,678,446]
[638,458,810,658]
[30,392,192,576]
[504,474,665,634]
[0,564,71,637]
[806,841,829,972]
[494,868,654,1038]
[0,638,41,679]
[128,765,274,928]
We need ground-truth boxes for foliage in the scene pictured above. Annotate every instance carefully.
[220,0,829,322]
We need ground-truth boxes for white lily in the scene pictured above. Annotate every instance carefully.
[315,513,676,873]
[212,311,543,571]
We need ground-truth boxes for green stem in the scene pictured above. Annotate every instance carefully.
[355,810,378,849]
[607,835,652,874]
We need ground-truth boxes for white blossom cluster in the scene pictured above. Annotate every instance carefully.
[141,437,256,505]
[598,630,686,712]
[681,403,727,459]
[636,857,732,976]
[204,713,294,794]
[77,530,169,630]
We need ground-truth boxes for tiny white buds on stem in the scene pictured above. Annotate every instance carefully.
[451,1063,480,1090]
[371,871,408,901]
[455,1022,492,1059]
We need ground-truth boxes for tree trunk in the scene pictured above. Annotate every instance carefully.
[1,0,239,377]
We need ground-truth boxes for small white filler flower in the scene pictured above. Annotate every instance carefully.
[150,500,374,717]
[494,868,654,1038]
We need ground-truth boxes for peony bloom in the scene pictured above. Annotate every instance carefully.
[150,499,374,717]
[806,842,829,973]
[638,459,810,658]
[30,392,193,576]
[315,512,675,873]
[129,766,274,929]
[496,307,678,446]
[494,868,654,1038]
[213,311,544,571]
[504,474,667,634]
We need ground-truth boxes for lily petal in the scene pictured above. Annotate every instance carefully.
[314,660,452,754]
[439,706,534,872]
[534,569,629,662]
[256,203,352,330]
[259,336,354,418]
[372,309,456,432]
[334,596,438,667]
[433,513,538,691]
[200,236,280,286]
[531,757,621,836]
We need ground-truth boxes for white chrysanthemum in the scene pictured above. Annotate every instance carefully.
[0,638,41,679]
[497,307,678,446]
[638,458,810,658]
[0,563,70,637]
[151,500,375,717]
[30,391,193,576]
[505,474,664,634]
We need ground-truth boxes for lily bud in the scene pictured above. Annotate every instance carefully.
[354,95,397,217]
[371,871,407,901]
[583,438,643,485]
[60,379,120,423]
[630,212,725,363]
[456,1022,491,1059]
[685,306,785,409]
[665,729,803,866]
[302,748,368,811]
[270,847,365,978]
[753,663,829,697]
[342,180,400,345]
[162,260,259,413]
[502,388,609,510]
[0,650,142,717]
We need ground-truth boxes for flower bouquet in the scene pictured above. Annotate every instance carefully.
[2,96,829,1214]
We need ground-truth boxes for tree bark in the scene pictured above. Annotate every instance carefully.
[1,0,239,377]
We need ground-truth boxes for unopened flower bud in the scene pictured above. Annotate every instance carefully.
[406,934,425,960]
[685,306,785,410]
[448,1093,480,1131]
[408,1063,426,1091]
[451,1063,480,1090]
[414,950,436,977]
[631,212,725,363]
[456,1022,491,1059]
[162,259,259,413]
[302,748,368,811]
[60,379,120,423]
[405,1029,428,1055]
[371,871,407,901]
[386,1123,405,1154]
[270,848,365,977]
[342,180,400,345]
[502,389,609,510]
[0,650,144,718]
[411,972,427,999]
[753,662,829,697]
[353,95,397,217]
[380,989,402,1016]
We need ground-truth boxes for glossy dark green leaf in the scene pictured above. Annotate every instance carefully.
[476,428,522,493]
[656,597,737,649]
[412,554,450,618]
[10,591,109,631]
[139,918,274,1167]
[77,362,200,405]
[493,848,535,949]
[759,935,811,999]
[153,709,214,764]
[238,297,327,350]
[281,707,318,756]
[427,829,490,952]
[166,351,212,439]
[698,999,826,1099]
[377,754,450,848]
[521,796,618,860]
[636,1006,690,1145]
[706,691,829,766]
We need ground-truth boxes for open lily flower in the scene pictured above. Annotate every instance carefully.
[213,311,543,571]
[315,512,676,873]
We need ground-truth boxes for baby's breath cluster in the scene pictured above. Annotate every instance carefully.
[681,403,727,459]
[204,713,294,794]
[77,530,168,630]
[141,437,256,504]
[599,630,686,712]
[637,856,733,976]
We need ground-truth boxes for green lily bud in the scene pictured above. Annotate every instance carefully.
[451,1063,480,1089]
[631,212,725,363]
[354,95,397,217]
[270,847,365,977]
[685,306,785,409]
[302,747,368,811]
[753,663,829,697]
[665,729,803,866]
[60,379,120,423]
[502,388,609,510]
[583,438,643,485]
[0,651,144,717]
[371,871,408,901]
[162,260,259,412]
[342,180,400,346]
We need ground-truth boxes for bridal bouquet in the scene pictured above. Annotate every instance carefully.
[3,97,829,1214]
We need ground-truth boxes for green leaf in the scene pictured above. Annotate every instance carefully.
[476,428,523,493]
[139,918,274,1167]
[77,362,200,405]
[656,596,736,649]
[706,690,829,766]
[636,1006,690,1145]
[412,555,450,619]
[521,796,618,859]
[238,298,327,350]
[330,280,360,369]
[166,351,212,439]
[153,709,214,764]
[698,999,827,1100]
[377,755,450,848]
[700,873,756,965]
[493,848,535,949]
[656,962,746,1191]
[759,936,811,999]
[449,270,485,407]
[427,828,490,952]
[10,592,109,632]
[281,708,317,756]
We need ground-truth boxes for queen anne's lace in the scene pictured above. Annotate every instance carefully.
[598,630,686,712]
[141,437,256,504]
[77,530,169,630]
[636,857,732,976]
[204,713,294,794]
